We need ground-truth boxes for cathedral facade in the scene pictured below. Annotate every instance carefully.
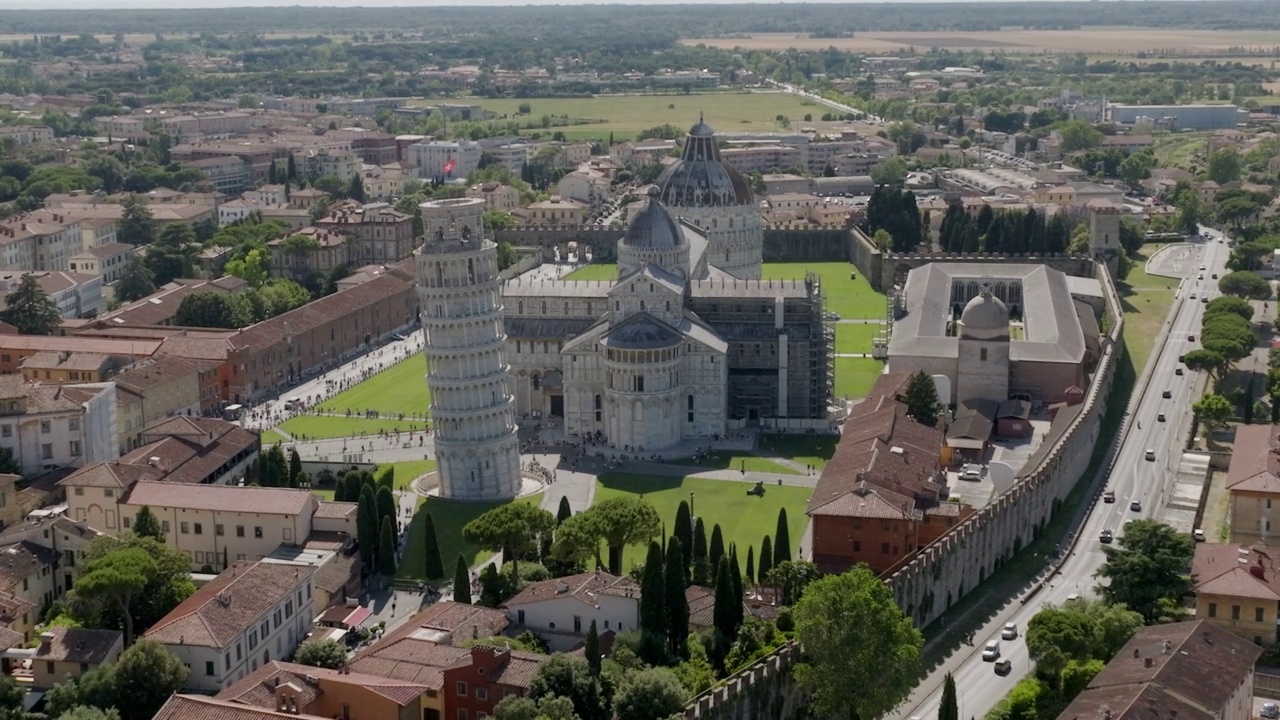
[501,120,833,451]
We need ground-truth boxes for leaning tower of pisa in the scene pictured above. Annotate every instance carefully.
[415,198,521,501]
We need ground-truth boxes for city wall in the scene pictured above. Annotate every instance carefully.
[494,225,857,265]
[883,257,1125,627]
[878,251,1096,294]
[682,641,807,720]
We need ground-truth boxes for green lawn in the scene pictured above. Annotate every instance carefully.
[415,92,826,142]
[397,493,544,580]
[834,323,885,354]
[1118,246,1179,373]
[315,354,431,417]
[261,429,287,445]
[595,473,812,572]
[761,262,885,320]
[834,357,885,399]
[564,264,618,281]
[665,451,801,476]
[310,460,436,502]
[758,434,838,471]
[276,415,432,441]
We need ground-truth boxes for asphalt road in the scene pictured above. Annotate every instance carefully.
[893,230,1232,720]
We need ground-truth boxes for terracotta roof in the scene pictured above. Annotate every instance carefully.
[348,637,470,689]
[115,356,204,393]
[1057,620,1259,720]
[232,273,412,352]
[0,541,59,592]
[73,242,134,260]
[313,552,360,594]
[114,417,259,485]
[1192,542,1280,601]
[0,627,24,651]
[371,601,510,649]
[0,591,34,624]
[122,482,314,517]
[59,461,162,489]
[155,333,237,362]
[0,335,160,356]
[218,660,428,709]
[313,501,357,520]
[1225,424,1280,494]
[31,627,121,664]
[101,276,246,327]
[21,351,121,373]
[145,561,316,649]
[808,372,944,518]
[153,694,329,720]
[503,571,639,607]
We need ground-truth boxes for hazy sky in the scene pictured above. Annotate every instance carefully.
[0,0,1201,7]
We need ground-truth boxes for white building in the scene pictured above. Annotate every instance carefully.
[69,243,135,286]
[406,140,482,181]
[0,271,105,319]
[504,572,639,651]
[145,560,316,692]
[0,376,117,477]
[556,169,611,211]
[0,126,53,147]
[415,198,522,501]
[0,210,83,272]
[217,199,259,227]
[490,144,530,172]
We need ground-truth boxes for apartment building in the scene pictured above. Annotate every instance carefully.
[1192,542,1280,645]
[0,377,117,477]
[0,540,60,639]
[0,515,103,600]
[504,572,639,650]
[489,143,530,172]
[29,627,123,689]
[466,182,521,212]
[244,185,287,207]
[519,198,587,227]
[442,646,547,720]
[361,170,409,202]
[0,271,104,319]
[146,560,316,692]
[556,169,611,210]
[217,661,429,720]
[267,226,352,281]
[114,356,211,451]
[67,243,133,288]
[315,202,416,266]
[0,210,82,272]
[720,144,805,174]
[294,149,360,183]
[183,157,254,196]
[1225,424,1280,545]
[0,125,54,146]
[406,140,482,180]
[20,352,130,384]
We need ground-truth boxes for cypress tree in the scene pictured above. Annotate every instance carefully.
[940,673,958,720]
[674,501,693,571]
[758,536,773,585]
[453,554,470,604]
[709,524,725,571]
[774,509,791,565]
[746,545,755,585]
[638,541,667,665]
[357,485,378,567]
[729,545,744,618]
[692,518,711,586]
[664,536,689,660]
[378,516,397,575]
[585,620,601,677]
[289,448,302,485]
[422,513,444,580]
[376,486,397,543]
[132,506,163,540]
[556,495,572,524]
[712,557,737,666]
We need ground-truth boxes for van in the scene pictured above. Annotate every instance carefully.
[284,398,304,411]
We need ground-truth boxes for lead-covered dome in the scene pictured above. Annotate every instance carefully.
[624,187,684,249]
[959,288,1009,340]
[656,116,754,208]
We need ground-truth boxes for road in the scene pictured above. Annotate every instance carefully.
[893,230,1231,720]
[766,81,883,124]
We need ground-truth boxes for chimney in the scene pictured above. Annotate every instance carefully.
[1162,639,1171,654]
[1132,647,1140,658]
[1143,657,1154,668]
[38,631,54,649]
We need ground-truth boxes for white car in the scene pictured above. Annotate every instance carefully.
[1001,623,1018,640]
[982,641,1001,661]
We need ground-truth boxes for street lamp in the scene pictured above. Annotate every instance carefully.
[690,492,695,519]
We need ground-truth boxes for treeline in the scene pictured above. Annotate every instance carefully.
[937,204,1072,255]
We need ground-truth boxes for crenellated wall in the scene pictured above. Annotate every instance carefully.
[883,257,1125,627]
[494,225,857,266]
[683,641,806,720]
[879,251,1096,294]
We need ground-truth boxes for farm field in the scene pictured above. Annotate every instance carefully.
[680,29,1280,54]
[412,92,827,141]
[595,473,812,572]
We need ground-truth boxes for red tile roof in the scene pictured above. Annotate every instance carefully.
[145,561,315,649]
[122,482,315,516]
[503,571,639,607]
[1192,542,1280,601]
[218,660,428,709]
[153,694,329,720]
[1225,424,1280,494]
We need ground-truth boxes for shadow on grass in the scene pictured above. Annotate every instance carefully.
[599,471,689,494]
[399,494,540,582]
[759,434,838,463]
[913,351,1136,678]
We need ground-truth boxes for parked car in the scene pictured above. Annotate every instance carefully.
[1162,389,1172,398]
[1261,704,1278,719]
[1175,368,1184,376]
[982,641,1001,661]
[1193,528,1207,542]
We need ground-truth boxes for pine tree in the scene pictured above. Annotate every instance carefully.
[709,524,725,571]
[758,536,773,585]
[975,204,994,236]
[119,195,157,246]
[357,485,378,568]
[376,486,397,544]
[774,509,791,565]
[674,501,693,572]
[639,541,667,665]
[378,517,397,575]
[904,370,940,427]
[746,545,755,585]
[940,673,959,720]
[453,554,470,604]
[423,513,444,579]
[268,159,278,185]
[557,495,572,524]
[692,518,711,586]
[287,154,297,181]
[664,536,689,660]
[585,620,602,677]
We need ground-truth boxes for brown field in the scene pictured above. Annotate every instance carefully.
[0,31,352,46]
[681,29,1280,55]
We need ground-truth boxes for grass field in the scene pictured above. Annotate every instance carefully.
[760,262,885,320]
[310,459,437,501]
[834,323,885,355]
[1119,246,1180,373]
[415,92,827,142]
[595,473,812,572]
[758,434,838,471]
[1153,133,1207,171]
[316,354,430,417]
[680,29,1280,54]
[666,451,800,476]
[276,415,432,441]
[564,264,618,281]
[397,493,544,580]
[834,357,886,400]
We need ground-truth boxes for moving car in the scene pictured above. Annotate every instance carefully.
[1202,297,1209,304]
[1131,500,1143,511]
[1100,529,1114,544]
[1001,623,1018,640]
[1190,293,1197,299]
[1212,273,1219,279]
[1162,389,1172,398]
[1176,368,1184,376]
[1145,449,1156,461]
[1103,490,1116,503]
[1188,334,1196,342]
[1158,413,1166,422]
[994,660,1012,676]
[982,641,1001,661]
[1193,528,1207,542]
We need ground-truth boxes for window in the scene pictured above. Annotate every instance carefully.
[980,348,988,361]
[161,521,170,532]
[74,487,83,496]
[69,418,79,431]
[41,443,52,460]
[881,542,890,554]
[1,425,10,438]
[517,609,525,625]
[456,681,468,696]
[261,621,269,638]
[853,540,862,552]
[254,526,263,538]
[476,687,488,701]
[1232,605,1241,620]
[216,525,224,536]
[205,661,216,676]
[180,522,189,534]
[457,711,469,720]
[236,526,245,537]
[45,661,53,674]
[225,653,231,671]
[194,523,203,535]
[1257,607,1265,623]
[69,441,80,456]
[103,488,113,498]
[40,420,50,434]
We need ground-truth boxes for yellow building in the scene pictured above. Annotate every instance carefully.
[19,351,130,384]
[114,356,206,453]
[0,474,21,530]
[29,627,123,689]
[0,540,60,640]
[1192,542,1280,646]
[520,197,587,227]
[1224,424,1280,546]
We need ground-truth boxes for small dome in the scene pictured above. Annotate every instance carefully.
[623,189,684,249]
[688,116,715,137]
[960,289,1009,339]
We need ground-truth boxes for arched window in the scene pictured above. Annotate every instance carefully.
[541,300,548,315]
[532,374,541,391]
[615,300,620,312]
[665,300,671,313]
[640,300,646,312]
[594,394,602,422]
[517,300,524,315]
[467,258,475,282]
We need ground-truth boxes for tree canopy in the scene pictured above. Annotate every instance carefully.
[294,639,349,669]
[0,273,62,335]
[1094,519,1194,623]
[463,503,557,585]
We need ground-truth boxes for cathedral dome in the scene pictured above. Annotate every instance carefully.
[959,288,1009,340]
[656,116,754,208]
[623,187,684,249]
